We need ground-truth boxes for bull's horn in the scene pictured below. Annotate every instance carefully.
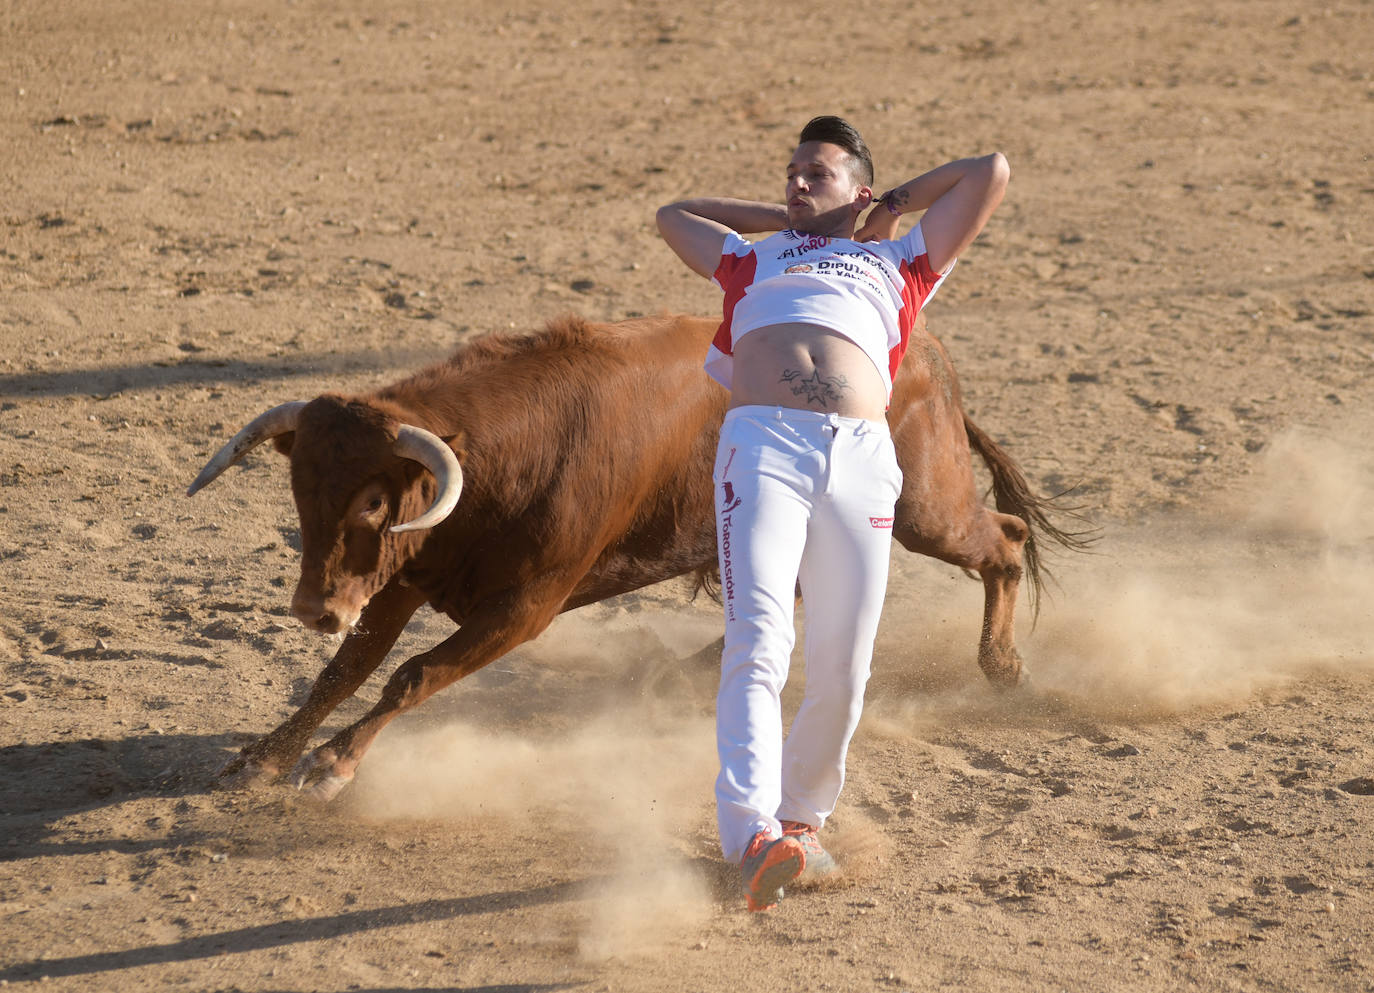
[390,424,463,533]
[186,401,307,497]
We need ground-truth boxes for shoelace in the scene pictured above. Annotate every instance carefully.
[742,831,777,860]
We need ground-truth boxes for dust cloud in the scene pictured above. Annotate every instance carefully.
[351,713,715,828]
[871,427,1374,723]
[348,639,721,958]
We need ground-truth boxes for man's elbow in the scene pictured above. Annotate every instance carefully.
[986,152,1010,189]
[655,203,684,238]
[654,205,671,237]
[980,153,1010,210]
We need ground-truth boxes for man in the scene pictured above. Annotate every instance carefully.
[656,116,1008,911]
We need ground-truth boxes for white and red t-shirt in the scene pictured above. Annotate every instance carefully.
[705,224,952,400]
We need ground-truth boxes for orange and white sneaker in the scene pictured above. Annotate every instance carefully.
[740,830,805,912]
[780,820,838,883]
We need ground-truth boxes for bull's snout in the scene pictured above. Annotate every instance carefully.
[291,588,360,635]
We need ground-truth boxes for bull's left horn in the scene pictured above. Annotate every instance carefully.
[187,401,307,497]
[391,424,463,533]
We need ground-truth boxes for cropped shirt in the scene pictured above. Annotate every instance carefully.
[705,224,952,400]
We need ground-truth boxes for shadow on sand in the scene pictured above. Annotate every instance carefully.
[0,345,464,401]
[0,879,599,984]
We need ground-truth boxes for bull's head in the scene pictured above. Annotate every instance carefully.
[187,397,463,634]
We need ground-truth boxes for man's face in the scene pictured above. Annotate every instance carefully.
[785,141,868,236]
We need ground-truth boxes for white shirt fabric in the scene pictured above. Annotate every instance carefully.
[706,224,953,400]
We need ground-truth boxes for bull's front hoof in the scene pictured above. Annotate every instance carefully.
[216,753,280,790]
[289,751,354,802]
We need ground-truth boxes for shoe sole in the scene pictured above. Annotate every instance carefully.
[744,837,805,912]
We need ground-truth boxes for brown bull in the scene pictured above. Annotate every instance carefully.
[188,312,1079,800]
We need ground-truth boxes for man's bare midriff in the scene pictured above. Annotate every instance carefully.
[729,322,888,420]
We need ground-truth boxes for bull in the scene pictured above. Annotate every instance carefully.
[188,313,1081,800]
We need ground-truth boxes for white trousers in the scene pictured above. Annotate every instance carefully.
[713,405,902,863]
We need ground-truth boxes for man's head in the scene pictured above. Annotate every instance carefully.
[786,116,875,236]
[798,116,874,187]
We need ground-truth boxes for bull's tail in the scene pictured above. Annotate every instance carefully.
[963,413,1097,620]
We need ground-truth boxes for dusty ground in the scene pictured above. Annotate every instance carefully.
[3,0,1374,990]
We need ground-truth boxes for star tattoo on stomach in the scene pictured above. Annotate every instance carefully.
[780,368,853,407]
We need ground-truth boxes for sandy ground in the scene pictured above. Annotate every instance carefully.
[3,0,1373,990]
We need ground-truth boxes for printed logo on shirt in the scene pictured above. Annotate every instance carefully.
[869,516,894,529]
[773,243,898,291]
[777,233,831,255]
[817,257,876,279]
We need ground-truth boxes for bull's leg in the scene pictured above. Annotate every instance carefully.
[889,394,1034,689]
[289,591,568,800]
[970,514,1030,688]
[218,579,429,787]
[892,501,1029,688]
[895,505,1027,692]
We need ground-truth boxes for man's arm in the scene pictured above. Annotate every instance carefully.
[854,154,1009,273]
[656,198,788,279]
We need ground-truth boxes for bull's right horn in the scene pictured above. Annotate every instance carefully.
[186,401,307,496]
[391,424,463,533]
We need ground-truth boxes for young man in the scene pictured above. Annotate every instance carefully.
[656,117,1008,911]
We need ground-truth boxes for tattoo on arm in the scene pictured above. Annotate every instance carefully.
[780,368,853,407]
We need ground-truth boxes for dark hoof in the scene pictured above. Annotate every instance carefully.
[215,754,279,790]
[289,751,353,802]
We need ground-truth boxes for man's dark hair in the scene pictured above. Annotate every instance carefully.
[798,116,874,187]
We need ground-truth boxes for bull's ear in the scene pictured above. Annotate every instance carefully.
[445,430,468,467]
[271,432,296,456]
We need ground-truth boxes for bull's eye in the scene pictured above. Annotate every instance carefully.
[353,485,388,526]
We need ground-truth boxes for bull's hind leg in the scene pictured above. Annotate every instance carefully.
[893,504,1029,688]
[889,417,1032,688]
[969,513,1030,688]
[218,580,428,787]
